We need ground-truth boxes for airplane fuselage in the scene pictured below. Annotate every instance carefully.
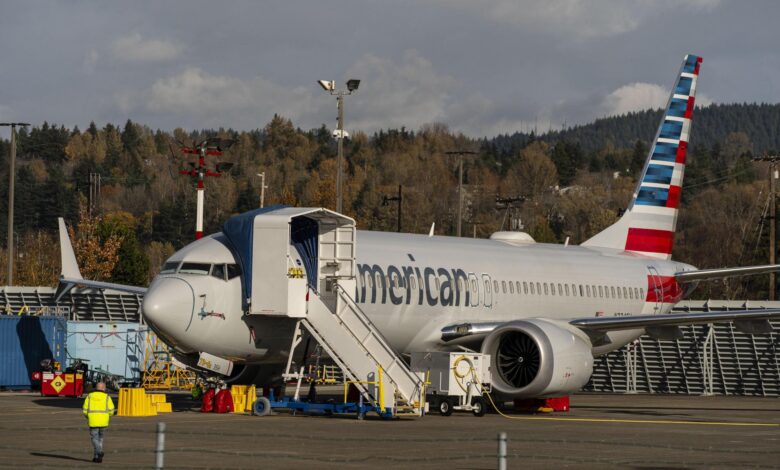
[142,229,694,370]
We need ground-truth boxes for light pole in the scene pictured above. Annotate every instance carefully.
[256,172,267,208]
[1,122,30,286]
[318,79,360,213]
[445,150,477,237]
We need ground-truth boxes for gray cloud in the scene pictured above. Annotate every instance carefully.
[0,1,777,138]
[436,0,722,38]
[111,33,183,63]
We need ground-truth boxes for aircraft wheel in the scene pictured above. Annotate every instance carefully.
[471,397,486,417]
[438,397,453,416]
[254,396,271,416]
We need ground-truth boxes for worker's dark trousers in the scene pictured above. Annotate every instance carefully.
[89,427,106,457]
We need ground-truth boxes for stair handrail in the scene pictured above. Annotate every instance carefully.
[331,283,424,404]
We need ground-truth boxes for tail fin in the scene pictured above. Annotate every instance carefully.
[581,54,702,259]
[58,217,83,280]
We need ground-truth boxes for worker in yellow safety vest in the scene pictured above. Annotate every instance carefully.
[82,382,116,463]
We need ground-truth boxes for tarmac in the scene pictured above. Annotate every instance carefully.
[0,391,778,469]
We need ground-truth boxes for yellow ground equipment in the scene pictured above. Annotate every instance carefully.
[117,388,172,416]
[230,385,257,413]
[141,332,196,390]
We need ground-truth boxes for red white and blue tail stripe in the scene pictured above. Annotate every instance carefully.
[583,55,702,260]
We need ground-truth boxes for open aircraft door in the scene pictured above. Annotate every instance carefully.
[222,207,356,317]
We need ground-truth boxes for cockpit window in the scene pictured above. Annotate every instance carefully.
[178,262,211,275]
[211,264,226,281]
[227,264,242,280]
[159,262,179,274]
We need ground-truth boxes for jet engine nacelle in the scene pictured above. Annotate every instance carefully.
[480,319,593,398]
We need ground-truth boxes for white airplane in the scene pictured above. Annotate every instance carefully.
[58,54,780,399]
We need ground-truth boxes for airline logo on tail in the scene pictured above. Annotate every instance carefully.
[583,55,702,260]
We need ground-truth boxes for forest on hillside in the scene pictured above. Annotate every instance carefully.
[0,102,778,300]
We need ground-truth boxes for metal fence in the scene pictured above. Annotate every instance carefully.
[586,301,780,397]
[0,286,142,322]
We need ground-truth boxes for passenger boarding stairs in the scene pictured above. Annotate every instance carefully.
[304,284,425,416]
[242,208,424,417]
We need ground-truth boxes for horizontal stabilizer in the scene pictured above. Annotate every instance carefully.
[675,264,780,283]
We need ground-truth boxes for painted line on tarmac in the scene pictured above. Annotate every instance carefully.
[509,416,779,427]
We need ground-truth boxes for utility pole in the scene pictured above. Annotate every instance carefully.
[496,196,526,231]
[754,155,780,300]
[88,173,102,216]
[1,122,30,286]
[445,150,477,237]
[257,172,267,208]
[382,185,403,232]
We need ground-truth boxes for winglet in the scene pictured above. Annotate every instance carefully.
[58,218,82,280]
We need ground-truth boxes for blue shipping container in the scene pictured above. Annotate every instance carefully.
[0,315,67,389]
[66,321,146,382]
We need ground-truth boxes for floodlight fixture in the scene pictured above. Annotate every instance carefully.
[346,79,361,92]
[318,80,335,92]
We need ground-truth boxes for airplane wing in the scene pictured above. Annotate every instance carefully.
[675,264,780,282]
[56,218,147,301]
[441,308,780,346]
[570,309,780,333]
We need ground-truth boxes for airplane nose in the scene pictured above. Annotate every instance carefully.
[142,277,195,334]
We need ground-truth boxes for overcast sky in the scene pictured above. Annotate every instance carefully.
[1,0,779,139]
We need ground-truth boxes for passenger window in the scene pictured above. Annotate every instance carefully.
[211,264,226,281]
[586,285,591,297]
[509,282,514,294]
[558,283,563,295]
[579,285,584,297]
[565,284,570,296]
[611,286,616,298]
[628,287,633,299]
[179,262,211,275]
[550,283,555,296]
[485,280,491,294]
[639,288,644,299]
[502,281,507,294]
[523,282,528,294]
[529,282,535,295]
[227,264,242,279]
[598,286,603,298]
[160,261,179,274]
[536,282,541,295]
[516,281,521,293]
[544,283,549,295]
